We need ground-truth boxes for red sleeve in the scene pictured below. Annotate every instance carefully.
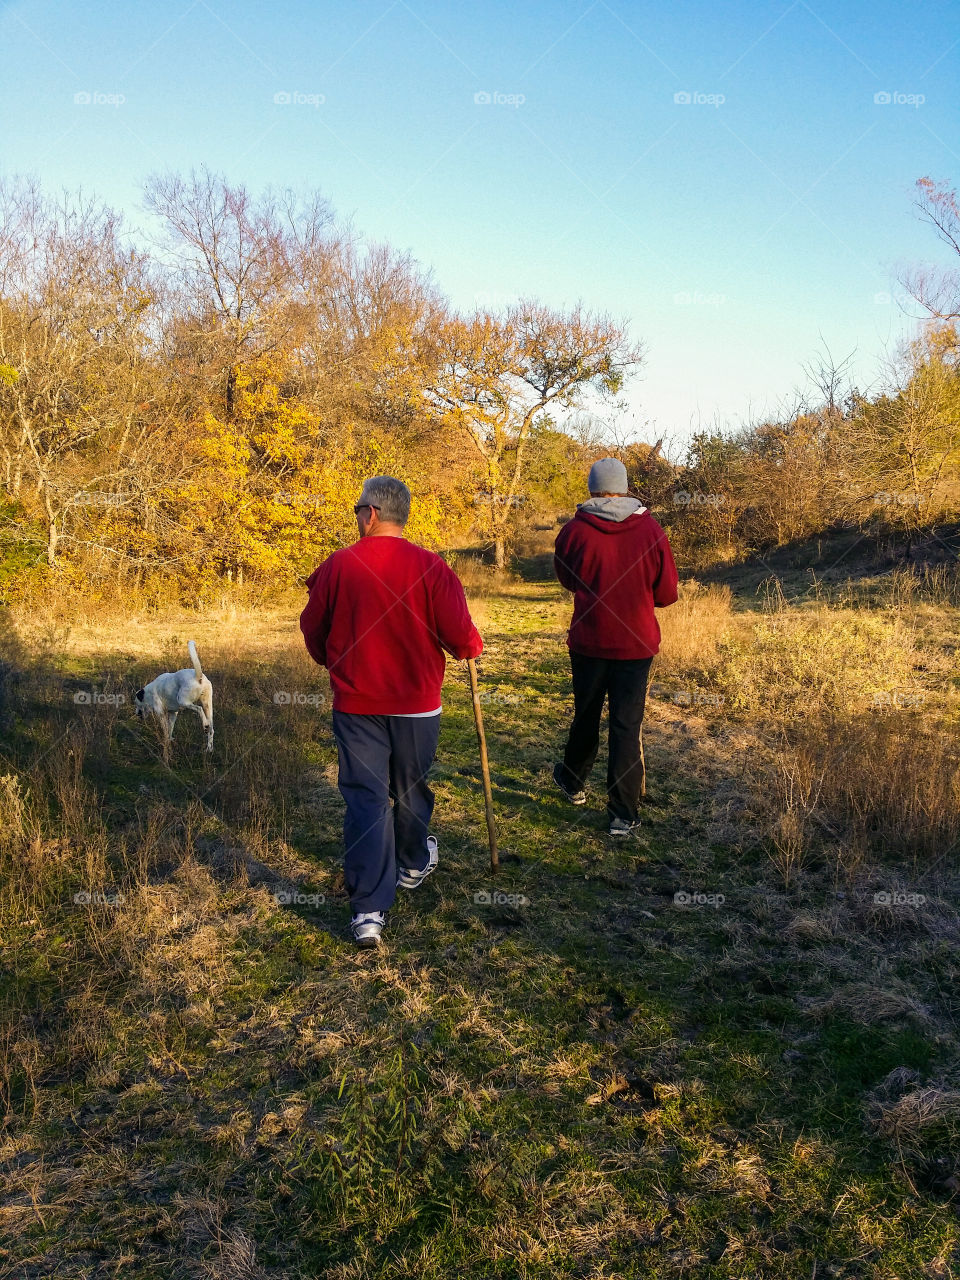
[299,560,333,667]
[434,561,483,660]
[651,525,679,608]
[553,522,581,593]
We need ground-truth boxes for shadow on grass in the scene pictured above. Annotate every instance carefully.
[1,606,957,1278]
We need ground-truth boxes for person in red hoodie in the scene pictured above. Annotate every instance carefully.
[553,457,679,837]
[300,476,483,947]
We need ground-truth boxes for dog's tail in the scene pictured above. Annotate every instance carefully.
[188,640,203,679]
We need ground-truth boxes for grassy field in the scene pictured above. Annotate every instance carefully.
[1,537,959,1278]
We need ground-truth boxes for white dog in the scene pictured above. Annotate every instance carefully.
[135,640,214,757]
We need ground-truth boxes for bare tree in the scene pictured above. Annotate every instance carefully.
[0,180,162,565]
[145,168,337,418]
[845,326,960,539]
[899,177,960,321]
[427,302,643,567]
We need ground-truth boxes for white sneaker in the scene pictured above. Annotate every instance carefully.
[609,817,641,838]
[350,911,386,947]
[397,835,439,890]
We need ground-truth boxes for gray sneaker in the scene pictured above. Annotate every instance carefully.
[397,835,439,890]
[609,817,641,838]
[350,911,386,947]
[553,762,586,805]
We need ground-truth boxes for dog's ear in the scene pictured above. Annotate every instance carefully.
[135,688,145,702]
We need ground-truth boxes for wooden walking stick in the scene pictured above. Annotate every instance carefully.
[467,657,499,872]
[639,725,646,798]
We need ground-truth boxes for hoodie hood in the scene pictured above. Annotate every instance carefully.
[576,495,647,524]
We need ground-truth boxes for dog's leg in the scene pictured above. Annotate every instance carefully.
[160,710,173,762]
[191,702,214,752]
[202,688,214,751]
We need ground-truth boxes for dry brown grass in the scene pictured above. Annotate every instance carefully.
[656,579,734,673]
[2,556,960,1276]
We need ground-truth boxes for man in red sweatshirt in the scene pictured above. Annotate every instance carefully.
[300,476,483,948]
[553,457,679,837]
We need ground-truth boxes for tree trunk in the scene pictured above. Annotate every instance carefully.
[46,519,58,566]
[225,365,237,420]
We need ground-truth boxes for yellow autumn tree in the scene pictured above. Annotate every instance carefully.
[168,355,443,585]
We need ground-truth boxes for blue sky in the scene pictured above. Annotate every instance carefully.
[2,0,958,449]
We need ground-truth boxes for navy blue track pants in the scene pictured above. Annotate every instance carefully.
[331,710,441,914]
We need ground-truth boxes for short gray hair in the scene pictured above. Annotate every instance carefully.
[359,475,411,526]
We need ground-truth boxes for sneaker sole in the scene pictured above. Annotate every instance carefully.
[398,840,438,890]
[353,932,382,948]
[552,769,587,806]
[397,868,435,890]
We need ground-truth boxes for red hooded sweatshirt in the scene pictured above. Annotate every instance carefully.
[554,499,679,659]
[300,535,483,715]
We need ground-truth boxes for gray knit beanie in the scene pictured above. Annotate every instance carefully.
[587,457,629,494]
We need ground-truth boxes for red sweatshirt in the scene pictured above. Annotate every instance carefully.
[300,535,483,714]
[554,507,679,659]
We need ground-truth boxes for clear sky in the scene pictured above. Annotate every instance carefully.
[2,0,958,449]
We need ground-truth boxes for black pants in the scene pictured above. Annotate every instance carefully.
[558,652,653,822]
[332,711,441,914]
